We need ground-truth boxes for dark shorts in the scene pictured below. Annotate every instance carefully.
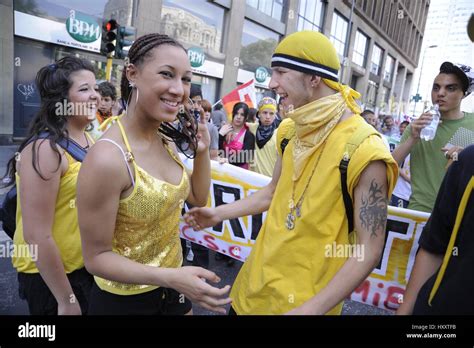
[88,281,193,315]
[17,267,93,315]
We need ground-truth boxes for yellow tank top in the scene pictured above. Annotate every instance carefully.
[231,116,398,314]
[94,120,190,295]
[13,134,94,274]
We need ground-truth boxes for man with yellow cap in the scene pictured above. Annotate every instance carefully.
[185,31,398,315]
[247,97,281,176]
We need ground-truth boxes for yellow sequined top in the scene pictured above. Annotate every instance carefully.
[94,120,190,295]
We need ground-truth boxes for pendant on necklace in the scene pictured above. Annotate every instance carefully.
[288,199,295,210]
[286,212,295,230]
[295,204,301,218]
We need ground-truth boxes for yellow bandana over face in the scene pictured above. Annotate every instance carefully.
[290,93,346,180]
[271,31,362,180]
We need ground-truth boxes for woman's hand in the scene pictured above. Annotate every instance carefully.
[218,124,233,137]
[167,267,232,314]
[184,207,221,230]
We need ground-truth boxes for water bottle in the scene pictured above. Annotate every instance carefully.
[420,104,440,141]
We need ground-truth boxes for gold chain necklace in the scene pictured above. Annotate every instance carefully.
[286,140,328,230]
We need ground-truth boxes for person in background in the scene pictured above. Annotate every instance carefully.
[393,62,474,213]
[397,145,474,315]
[247,97,281,177]
[247,108,257,123]
[218,102,255,170]
[381,115,399,137]
[201,99,219,161]
[399,121,409,137]
[96,82,117,124]
[4,56,98,315]
[182,85,212,270]
[361,109,378,130]
[211,102,227,129]
[390,121,411,208]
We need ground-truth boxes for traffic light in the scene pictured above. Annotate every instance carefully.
[101,19,118,56]
[115,26,136,59]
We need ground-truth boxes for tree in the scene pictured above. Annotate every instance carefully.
[240,38,278,72]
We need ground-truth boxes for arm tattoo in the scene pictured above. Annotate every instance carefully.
[359,179,387,238]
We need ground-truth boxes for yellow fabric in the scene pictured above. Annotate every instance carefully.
[274,31,340,72]
[98,114,123,132]
[230,115,398,315]
[13,151,86,274]
[258,97,277,113]
[94,119,190,295]
[273,30,361,115]
[290,93,346,181]
[247,123,278,177]
[276,118,296,157]
[323,80,361,115]
[429,176,473,305]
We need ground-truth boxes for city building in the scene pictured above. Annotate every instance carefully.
[0,0,431,142]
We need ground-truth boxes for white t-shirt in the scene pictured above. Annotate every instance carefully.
[392,155,412,201]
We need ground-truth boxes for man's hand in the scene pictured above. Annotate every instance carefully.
[441,145,463,168]
[410,112,434,139]
[184,207,221,230]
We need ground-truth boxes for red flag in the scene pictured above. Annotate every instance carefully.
[221,79,257,121]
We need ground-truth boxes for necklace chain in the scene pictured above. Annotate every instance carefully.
[286,140,327,230]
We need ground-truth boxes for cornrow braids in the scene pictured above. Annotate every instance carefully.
[120,33,198,158]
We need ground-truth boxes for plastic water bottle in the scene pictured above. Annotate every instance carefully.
[420,104,440,141]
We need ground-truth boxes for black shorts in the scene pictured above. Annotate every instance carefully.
[17,267,93,315]
[88,281,193,315]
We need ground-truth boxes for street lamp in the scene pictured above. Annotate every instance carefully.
[412,44,438,116]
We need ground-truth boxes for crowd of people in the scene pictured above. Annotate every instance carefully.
[1,27,473,316]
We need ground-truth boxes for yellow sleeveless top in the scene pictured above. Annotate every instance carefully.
[13,134,94,274]
[94,120,190,295]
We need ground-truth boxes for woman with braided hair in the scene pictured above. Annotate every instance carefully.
[77,33,231,315]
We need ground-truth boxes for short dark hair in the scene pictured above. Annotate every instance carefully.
[98,81,116,100]
[232,102,249,119]
[400,121,409,127]
[361,109,374,117]
[190,84,203,100]
[439,61,469,95]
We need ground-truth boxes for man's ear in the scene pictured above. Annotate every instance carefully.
[310,75,322,88]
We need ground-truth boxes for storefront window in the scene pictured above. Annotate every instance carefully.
[240,19,280,74]
[191,75,220,104]
[161,0,225,56]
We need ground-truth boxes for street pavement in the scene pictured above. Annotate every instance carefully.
[0,144,390,316]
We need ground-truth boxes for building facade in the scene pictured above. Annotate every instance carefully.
[0,0,430,142]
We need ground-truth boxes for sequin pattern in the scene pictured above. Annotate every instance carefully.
[98,146,190,292]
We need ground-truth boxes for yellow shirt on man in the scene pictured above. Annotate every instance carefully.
[230,115,398,315]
